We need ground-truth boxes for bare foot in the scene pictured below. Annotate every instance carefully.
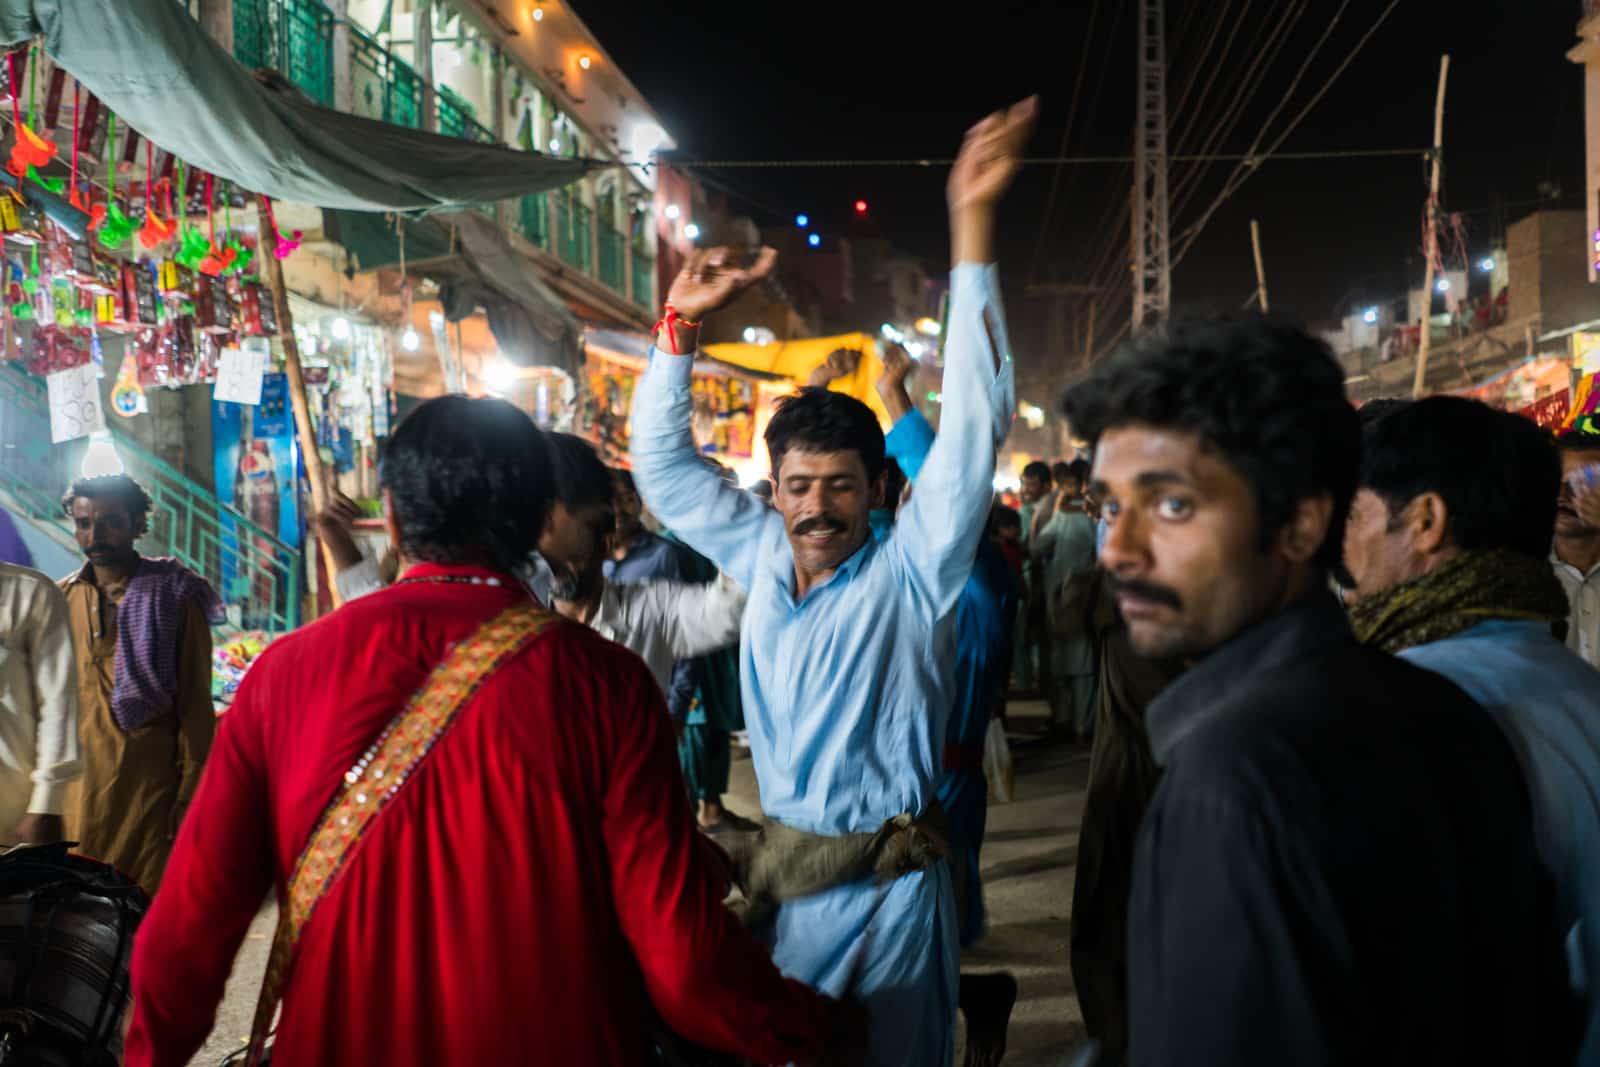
[960,971,1018,1067]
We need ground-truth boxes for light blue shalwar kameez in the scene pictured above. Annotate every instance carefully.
[630,264,1014,1066]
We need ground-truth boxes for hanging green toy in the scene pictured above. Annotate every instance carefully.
[96,115,135,251]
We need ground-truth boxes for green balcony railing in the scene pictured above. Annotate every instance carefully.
[233,0,334,107]
[598,224,625,295]
[632,248,655,310]
[349,27,424,129]
[0,362,302,634]
[518,193,550,250]
[557,197,593,275]
[437,87,498,145]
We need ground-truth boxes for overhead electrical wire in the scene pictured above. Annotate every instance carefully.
[1030,0,1104,282]
[1172,0,1405,268]
[638,147,1423,170]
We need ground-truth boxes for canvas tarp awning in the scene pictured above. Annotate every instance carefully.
[704,332,891,425]
[2,0,601,211]
[325,208,581,376]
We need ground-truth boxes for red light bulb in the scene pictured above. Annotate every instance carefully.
[854,200,868,215]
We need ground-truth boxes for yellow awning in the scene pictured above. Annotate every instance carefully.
[703,332,892,426]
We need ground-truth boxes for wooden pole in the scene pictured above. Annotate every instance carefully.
[1250,219,1269,313]
[256,196,341,611]
[1411,55,1450,399]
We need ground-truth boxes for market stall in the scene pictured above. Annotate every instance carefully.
[1452,355,1573,429]
[581,327,788,481]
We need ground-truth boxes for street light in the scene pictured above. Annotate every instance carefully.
[795,214,809,228]
[1435,277,1450,293]
[1479,257,1496,272]
[664,204,681,220]
[485,359,516,396]
[1362,307,1378,325]
[915,316,941,336]
[683,223,701,240]
[807,233,821,248]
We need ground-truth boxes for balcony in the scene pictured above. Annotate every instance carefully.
[225,0,642,309]
[437,87,498,145]
[518,193,550,250]
[234,0,334,106]
[598,222,625,295]
[632,246,655,310]
[349,28,424,129]
[556,196,593,275]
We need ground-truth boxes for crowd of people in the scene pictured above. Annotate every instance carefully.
[0,93,1598,1067]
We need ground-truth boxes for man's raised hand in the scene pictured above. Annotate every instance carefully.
[664,246,779,324]
[947,96,1038,215]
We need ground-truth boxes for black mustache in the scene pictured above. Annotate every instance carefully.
[795,516,846,536]
[1107,574,1183,610]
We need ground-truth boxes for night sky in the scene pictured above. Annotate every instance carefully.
[576,0,1586,385]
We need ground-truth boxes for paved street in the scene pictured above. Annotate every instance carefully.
[189,701,1085,1065]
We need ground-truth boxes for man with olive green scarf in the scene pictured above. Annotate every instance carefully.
[1344,396,1600,1062]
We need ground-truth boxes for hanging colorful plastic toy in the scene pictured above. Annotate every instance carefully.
[261,195,301,259]
[137,145,175,250]
[95,115,134,250]
[5,48,56,179]
[196,173,236,276]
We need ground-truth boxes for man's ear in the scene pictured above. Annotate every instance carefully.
[1410,491,1452,557]
[1279,491,1334,564]
[871,470,890,509]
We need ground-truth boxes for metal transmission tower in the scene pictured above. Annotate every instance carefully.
[1131,0,1171,333]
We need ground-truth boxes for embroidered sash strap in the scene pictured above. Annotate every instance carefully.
[245,603,558,1065]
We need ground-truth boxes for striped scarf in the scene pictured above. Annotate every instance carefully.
[1349,548,1570,654]
[111,557,224,730]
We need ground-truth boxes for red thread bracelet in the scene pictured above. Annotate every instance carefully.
[652,305,700,355]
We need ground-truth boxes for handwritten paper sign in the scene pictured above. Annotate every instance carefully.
[47,362,106,444]
[213,345,265,406]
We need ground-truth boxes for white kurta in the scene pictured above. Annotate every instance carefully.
[0,562,81,827]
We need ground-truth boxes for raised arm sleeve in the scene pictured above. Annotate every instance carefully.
[889,264,1016,624]
[599,656,836,1063]
[125,671,274,1067]
[630,348,778,590]
[885,408,937,483]
[23,579,78,814]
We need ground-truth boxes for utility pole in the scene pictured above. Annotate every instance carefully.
[1131,0,1171,334]
[1250,219,1270,313]
[1411,55,1450,398]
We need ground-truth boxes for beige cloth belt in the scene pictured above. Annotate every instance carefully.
[722,800,951,928]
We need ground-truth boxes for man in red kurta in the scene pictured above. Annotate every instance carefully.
[124,395,855,1066]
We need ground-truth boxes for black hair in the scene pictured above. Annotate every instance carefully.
[1358,398,1412,428]
[882,457,907,509]
[764,386,885,480]
[1556,431,1600,458]
[545,433,613,512]
[380,395,551,573]
[1067,458,1092,485]
[611,467,638,497]
[1061,315,1359,570]
[62,474,153,536]
[1360,396,1559,559]
[1021,461,1052,485]
[1050,461,1073,483]
[751,480,774,503]
[990,505,1022,532]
